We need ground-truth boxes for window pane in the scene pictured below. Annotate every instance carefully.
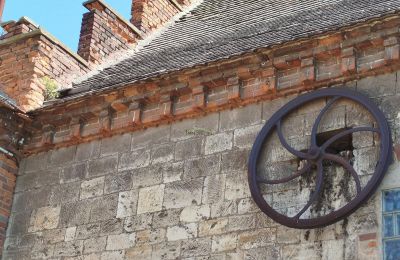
[384,191,396,212]
[397,214,400,236]
[384,215,394,237]
[385,239,400,260]
[395,191,400,211]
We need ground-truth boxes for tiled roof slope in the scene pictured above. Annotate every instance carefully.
[0,91,19,111]
[65,0,400,97]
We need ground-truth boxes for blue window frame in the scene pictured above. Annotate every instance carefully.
[383,189,400,260]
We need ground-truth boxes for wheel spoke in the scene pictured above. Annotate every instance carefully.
[323,153,361,194]
[293,160,324,220]
[276,121,311,160]
[257,162,312,184]
[321,127,380,151]
[311,96,341,146]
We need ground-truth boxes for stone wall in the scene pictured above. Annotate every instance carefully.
[3,72,399,259]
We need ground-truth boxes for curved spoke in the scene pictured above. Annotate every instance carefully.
[293,160,324,220]
[276,121,311,160]
[321,127,380,151]
[311,96,341,146]
[323,153,361,194]
[257,162,312,185]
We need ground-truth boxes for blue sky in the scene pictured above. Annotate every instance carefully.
[3,0,132,51]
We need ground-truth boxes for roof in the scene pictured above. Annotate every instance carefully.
[0,90,20,111]
[63,0,400,98]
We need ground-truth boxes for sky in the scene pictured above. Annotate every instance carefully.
[3,0,132,52]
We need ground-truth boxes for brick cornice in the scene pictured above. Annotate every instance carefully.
[21,14,400,155]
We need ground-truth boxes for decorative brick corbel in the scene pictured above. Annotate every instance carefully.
[41,125,55,146]
[341,47,357,75]
[227,76,241,103]
[300,57,315,84]
[384,36,400,63]
[99,109,112,134]
[192,86,206,111]
[261,66,277,93]
[159,94,173,119]
[128,101,142,126]
[70,117,85,140]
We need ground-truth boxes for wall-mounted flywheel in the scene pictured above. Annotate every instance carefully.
[248,88,392,229]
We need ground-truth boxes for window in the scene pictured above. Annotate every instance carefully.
[383,189,400,260]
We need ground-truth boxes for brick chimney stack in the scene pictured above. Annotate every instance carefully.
[0,0,5,22]
[131,0,195,35]
[77,0,142,66]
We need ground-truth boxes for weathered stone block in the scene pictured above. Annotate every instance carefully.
[119,148,151,171]
[136,228,166,244]
[181,237,212,258]
[163,162,184,183]
[220,103,262,131]
[126,245,152,259]
[90,195,118,222]
[202,174,226,204]
[263,95,296,120]
[238,198,260,214]
[180,205,210,222]
[29,206,61,232]
[152,241,181,260]
[49,146,76,166]
[205,132,233,155]
[171,113,219,141]
[228,214,255,232]
[132,165,163,187]
[117,189,138,218]
[210,200,237,218]
[184,155,221,179]
[88,155,118,177]
[163,179,203,209]
[106,233,136,250]
[65,226,76,242]
[53,241,83,257]
[277,226,301,244]
[244,245,280,260]
[175,137,204,160]
[83,236,107,254]
[199,218,228,237]
[101,250,125,260]
[137,184,165,214]
[101,218,124,236]
[221,150,249,174]
[124,213,153,232]
[238,228,276,249]
[101,133,131,155]
[61,163,87,183]
[166,223,198,241]
[212,234,238,252]
[151,143,174,164]
[132,125,171,149]
[322,239,344,260]
[357,73,397,97]
[152,209,181,228]
[104,171,133,194]
[225,172,251,201]
[75,223,101,240]
[75,141,101,161]
[234,124,262,149]
[80,177,105,199]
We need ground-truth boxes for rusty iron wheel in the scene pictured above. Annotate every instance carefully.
[248,88,392,229]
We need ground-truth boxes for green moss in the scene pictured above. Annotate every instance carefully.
[41,76,59,100]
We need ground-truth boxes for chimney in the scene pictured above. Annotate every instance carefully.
[130,0,194,35]
[0,0,5,22]
[0,17,90,111]
[78,0,142,66]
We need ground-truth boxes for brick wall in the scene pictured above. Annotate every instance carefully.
[0,154,16,257]
[0,18,89,111]
[2,73,399,258]
[78,0,142,66]
[131,0,193,35]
